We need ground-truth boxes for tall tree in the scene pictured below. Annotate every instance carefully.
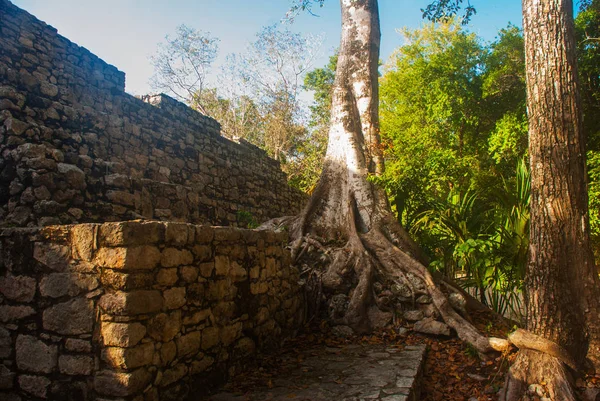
[425,0,600,398]
[502,0,600,398]
[149,25,219,114]
[279,0,507,354]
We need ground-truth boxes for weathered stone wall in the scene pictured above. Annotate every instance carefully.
[0,221,304,400]
[0,0,307,228]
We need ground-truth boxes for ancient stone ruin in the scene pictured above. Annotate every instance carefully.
[0,1,308,400]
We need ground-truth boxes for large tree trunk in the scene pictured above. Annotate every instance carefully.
[270,0,508,355]
[501,0,600,399]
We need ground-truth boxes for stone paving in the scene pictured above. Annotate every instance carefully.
[201,343,427,401]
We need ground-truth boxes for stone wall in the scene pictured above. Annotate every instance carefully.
[0,0,307,228]
[0,221,304,400]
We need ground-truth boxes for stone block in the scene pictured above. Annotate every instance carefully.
[0,275,36,302]
[100,270,154,290]
[159,364,188,387]
[33,242,71,271]
[0,364,15,390]
[94,246,161,270]
[160,248,193,268]
[164,287,186,309]
[70,224,97,261]
[57,163,86,189]
[214,255,229,275]
[0,305,35,322]
[179,265,198,283]
[221,322,242,347]
[156,268,179,287]
[58,354,94,375]
[19,375,51,398]
[99,290,163,315]
[201,327,220,350]
[65,338,92,353]
[16,335,57,374]
[101,321,146,347]
[207,280,235,301]
[160,341,177,366]
[94,368,152,397]
[165,223,189,245]
[193,245,212,262]
[176,331,201,358]
[147,311,181,342]
[213,227,241,242]
[199,262,214,278]
[39,272,98,298]
[183,308,211,326]
[43,297,93,335]
[190,356,215,375]
[99,221,165,246]
[102,342,154,369]
[195,227,214,244]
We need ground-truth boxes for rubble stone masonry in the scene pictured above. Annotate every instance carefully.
[0,0,307,228]
[0,221,304,400]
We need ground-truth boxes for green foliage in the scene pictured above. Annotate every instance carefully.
[380,21,529,318]
[237,211,259,229]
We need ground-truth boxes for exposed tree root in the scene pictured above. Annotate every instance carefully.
[500,349,577,401]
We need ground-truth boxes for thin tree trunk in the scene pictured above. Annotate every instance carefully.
[501,0,600,398]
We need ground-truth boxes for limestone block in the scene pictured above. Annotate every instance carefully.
[40,272,98,298]
[214,255,229,276]
[0,305,35,322]
[57,163,85,189]
[193,245,212,263]
[70,224,96,261]
[201,327,220,350]
[250,282,268,295]
[186,283,205,306]
[176,331,201,358]
[190,356,215,375]
[199,262,214,278]
[183,308,211,326]
[100,270,154,291]
[156,268,178,287]
[19,375,51,398]
[99,221,165,246]
[161,248,193,268]
[234,337,256,358]
[165,223,189,245]
[106,190,136,206]
[147,311,181,342]
[413,317,451,336]
[160,341,177,366]
[43,297,94,335]
[207,280,235,301]
[94,246,161,270]
[58,355,94,375]
[163,287,186,309]
[33,242,71,271]
[104,174,131,189]
[101,321,146,347]
[213,227,241,242]
[65,338,92,353]
[0,274,36,302]
[102,342,154,369]
[0,364,15,390]
[94,368,152,397]
[16,335,57,374]
[159,364,188,387]
[195,226,214,244]
[221,322,242,347]
[39,81,58,97]
[179,266,198,283]
[99,290,163,315]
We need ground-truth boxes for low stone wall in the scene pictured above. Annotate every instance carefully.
[0,0,307,228]
[0,221,304,400]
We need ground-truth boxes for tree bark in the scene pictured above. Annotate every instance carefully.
[276,0,508,354]
[501,0,600,398]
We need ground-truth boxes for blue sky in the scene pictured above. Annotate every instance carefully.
[12,0,523,96]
